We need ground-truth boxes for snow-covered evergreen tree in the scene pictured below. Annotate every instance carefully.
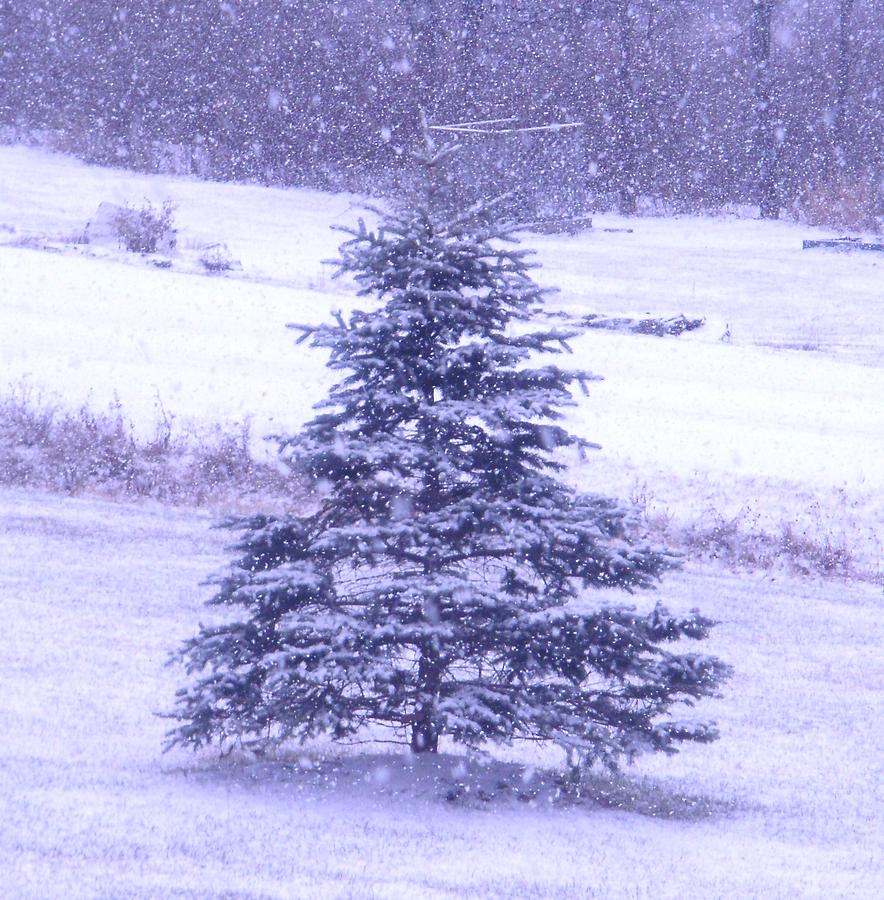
[167,141,729,769]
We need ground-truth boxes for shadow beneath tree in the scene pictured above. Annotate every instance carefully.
[164,745,744,823]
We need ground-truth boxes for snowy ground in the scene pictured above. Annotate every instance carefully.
[1,146,883,896]
[2,144,882,567]
[1,489,881,899]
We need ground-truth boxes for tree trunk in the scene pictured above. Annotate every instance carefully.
[406,0,440,125]
[834,0,855,171]
[410,647,440,753]
[614,0,638,215]
[451,0,485,116]
[410,717,439,753]
[750,0,779,219]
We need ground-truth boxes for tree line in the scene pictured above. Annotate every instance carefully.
[0,1,880,222]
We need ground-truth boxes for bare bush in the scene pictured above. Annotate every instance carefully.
[111,200,177,253]
[0,386,303,509]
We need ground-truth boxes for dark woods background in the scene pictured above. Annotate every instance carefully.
[0,1,880,224]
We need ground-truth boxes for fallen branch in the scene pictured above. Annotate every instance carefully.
[802,237,884,253]
[519,214,594,236]
[583,313,705,336]
[538,310,705,337]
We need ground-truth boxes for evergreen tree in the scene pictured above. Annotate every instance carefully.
[167,142,729,769]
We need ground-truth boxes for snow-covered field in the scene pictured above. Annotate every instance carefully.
[1,489,881,898]
[1,145,883,896]
[2,144,882,566]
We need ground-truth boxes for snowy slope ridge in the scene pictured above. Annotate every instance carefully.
[1,144,881,570]
[0,490,881,898]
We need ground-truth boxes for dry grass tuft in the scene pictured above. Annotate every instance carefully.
[640,504,877,583]
[0,385,304,509]
[2,388,878,583]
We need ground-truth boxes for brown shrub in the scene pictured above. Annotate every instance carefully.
[793,172,882,234]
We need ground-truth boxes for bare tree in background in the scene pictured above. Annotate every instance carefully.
[613,0,639,215]
[0,0,878,223]
[834,0,855,171]
[750,0,779,219]
[405,1,441,119]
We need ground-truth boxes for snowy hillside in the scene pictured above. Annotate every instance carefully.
[2,144,882,567]
[1,146,883,898]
